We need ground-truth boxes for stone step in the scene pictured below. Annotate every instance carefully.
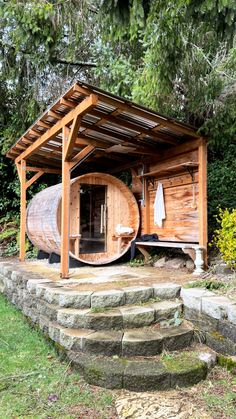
[57,300,182,330]
[53,322,193,357]
[67,348,211,391]
[38,282,181,309]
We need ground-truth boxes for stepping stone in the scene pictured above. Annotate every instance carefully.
[151,300,182,322]
[60,328,94,350]
[27,279,52,294]
[159,325,194,351]
[69,350,209,391]
[120,306,155,328]
[44,288,93,308]
[84,330,123,356]
[36,283,61,299]
[123,360,170,391]
[122,329,163,356]
[57,308,90,328]
[163,351,208,388]
[153,283,181,299]
[69,352,125,389]
[85,309,123,330]
[123,286,153,305]
[91,290,125,308]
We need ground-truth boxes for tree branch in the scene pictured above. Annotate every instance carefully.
[53,58,97,67]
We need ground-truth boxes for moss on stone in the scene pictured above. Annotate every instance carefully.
[217,354,236,373]
[86,365,103,382]
[163,351,204,373]
[211,331,225,341]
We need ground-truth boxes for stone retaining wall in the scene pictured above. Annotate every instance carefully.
[181,288,236,356]
[1,261,236,360]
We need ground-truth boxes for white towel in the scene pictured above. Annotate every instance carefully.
[154,182,166,227]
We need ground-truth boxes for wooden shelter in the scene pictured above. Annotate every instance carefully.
[6,81,207,278]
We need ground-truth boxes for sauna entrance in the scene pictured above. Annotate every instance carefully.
[79,184,107,254]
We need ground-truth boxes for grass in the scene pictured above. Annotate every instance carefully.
[0,294,116,418]
[197,367,236,418]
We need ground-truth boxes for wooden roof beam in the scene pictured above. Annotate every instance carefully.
[26,166,61,174]
[26,155,61,168]
[15,94,98,164]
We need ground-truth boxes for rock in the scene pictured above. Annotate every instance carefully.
[160,326,193,351]
[218,319,236,343]
[123,360,170,391]
[214,263,233,275]
[59,290,93,309]
[198,351,217,368]
[186,259,195,270]
[123,286,153,305]
[91,290,125,308]
[57,308,90,328]
[85,309,123,330]
[60,328,94,351]
[151,300,182,322]
[184,307,219,333]
[153,283,181,299]
[201,296,236,320]
[75,354,125,389]
[48,322,61,343]
[120,306,155,328]
[228,305,236,325]
[27,279,52,294]
[180,288,216,311]
[84,330,123,356]
[122,330,163,357]
[205,332,236,356]
[154,257,167,268]
[37,301,58,321]
[165,257,186,269]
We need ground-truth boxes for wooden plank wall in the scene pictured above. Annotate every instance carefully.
[140,149,199,243]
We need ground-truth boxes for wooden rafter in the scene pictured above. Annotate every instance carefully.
[69,145,95,170]
[89,110,178,145]
[72,84,198,137]
[15,94,98,163]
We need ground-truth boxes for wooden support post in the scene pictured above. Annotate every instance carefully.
[60,126,71,278]
[144,178,150,233]
[17,160,27,262]
[16,163,54,263]
[198,138,208,266]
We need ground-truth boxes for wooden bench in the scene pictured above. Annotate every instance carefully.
[135,241,205,275]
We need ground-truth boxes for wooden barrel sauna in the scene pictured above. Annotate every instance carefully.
[26,173,140,265]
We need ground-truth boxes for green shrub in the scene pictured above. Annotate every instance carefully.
[208,144,236,236]
[213,208,236,269]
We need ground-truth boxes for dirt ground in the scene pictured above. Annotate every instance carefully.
[114,366,236,419]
